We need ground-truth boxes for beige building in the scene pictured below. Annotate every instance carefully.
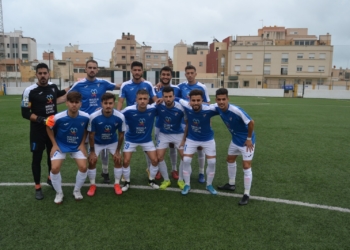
[62,45,93,81]
[137,43,168,71]
[173,40,208,73]
[226,26,333,89]
[110,33,137,70]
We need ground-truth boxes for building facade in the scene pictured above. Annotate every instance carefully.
[110,33,137,71]
[137,43,168,71]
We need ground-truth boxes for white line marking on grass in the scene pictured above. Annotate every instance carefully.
[1,182,350,213]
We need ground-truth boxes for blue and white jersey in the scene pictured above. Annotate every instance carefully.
[155,84,182,99]
[179,99,218,142]
[52,110,90,153]
[177,81,210,103]
[121,104,157,143]
[69,78,116,114]
[119,80,156,107]
[155,101,186,134]
[88,109,126,145]
[213,103,255,147]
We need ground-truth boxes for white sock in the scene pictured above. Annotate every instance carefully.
[197,149,205,174]
[243,168,253,196]
[228,162,237,185]
[206,158,216,186]
[169,147,177,171]
[158,160,169,181]
[50,171,62,193]
[122,166,131,182]
[74,170,87,191]
[144,151,151,170]
[100,149,109,174]
[114,167,123,184]
[182,156,192,185]
[87,169,96,185]
[149,164,159,180]
[178,160,184,181]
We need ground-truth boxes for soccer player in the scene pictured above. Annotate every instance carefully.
[155,86,187,190]
[46,91,90,204]
[69,59,120,184]
[154,66,182,180]
[178,89,219,195]
[177,65,210,183]
[21,63,69,200]
[214,88,255,206]
[86,93,126,196]
[121,89,159,191]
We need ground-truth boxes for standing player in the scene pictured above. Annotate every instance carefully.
[177,65,210,183]
[86,93,126,196]
[155,86,187,190]
[121,89,159,191]
[214,88,255,205]
[178,89,219,195]
[46,91,90,204]
[69,59,120,184]
[21,63,69,200]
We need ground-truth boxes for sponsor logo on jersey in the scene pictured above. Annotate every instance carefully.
[64,123,69,126]
[114,123,119,126]
[91,89,97,97]
[39,92,43,95]
[203,114,207,117]
[138,118,145,126]
[46,94,53,104]
[81,122,85,126]
[175,112,178,116]
[104,125,112,132]
[165,116,171,124]
[70,127,78,135]
[97,83,100,87]
[130,88,134,91]
[193,119,200,125]
[98,122,103,124]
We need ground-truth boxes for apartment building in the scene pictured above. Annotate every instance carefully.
[110,33,137,71]
[137,43,168,71]
[173,40,208,73]
[226,26,333,88]
[206,37,231,76]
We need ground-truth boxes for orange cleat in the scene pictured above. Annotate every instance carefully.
[87,185,96,197]
[114,184,122,195]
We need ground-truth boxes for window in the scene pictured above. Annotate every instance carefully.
[122,56,126,60]
[73,68,78,73]
[130,46,134,50]
[297,53,303,59]
[7,43,9,48]
[258,81,261,85]
[235,53,241,59]
[122,46,126,50]
[234,65,240,72]
[122,65,126,69]
[7,53,10,58]
[247,53,253,59]
[264,53,271,63]
[154,55,158,59]
[161,56,166,61]
[13,53,18,58]
[199,62,203,67]
[318,66,325,72]
[246,65,252,71]
[281,53,288,63]
[308,66,314,72]
[22,44,28,51]
[281,66,288,75]
[309,53,315,59]
[319,53,326,59]
[146,55,151,59]
[22,53,28,60]
[187,61,191,66]
[264,66,270,75]
[76,58,79,61]
[297,66,302,72]
[130,56,134,60]
[153,63,159,67]
[243,81,249,87]
[306,80,312,85]
[161,63,165,67]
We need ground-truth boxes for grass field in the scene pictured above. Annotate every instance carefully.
[1,95,350,249]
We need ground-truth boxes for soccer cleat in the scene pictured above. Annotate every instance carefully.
[218,183,236,191]
[181,185,191,195]
[198,173,205,183]
[87,185,97,197]
[101,173,110,184]
[146,168,150,178]
[177,180,185,190]
[159,180,171,190]
[114,184,122,195]
[239,194,250,205]
[171,170,179,180]
[122,182,130,192]
[73,190,83,200]
[148,179,160,189]
[54,192,64,204]
[155,171,162,180]
[35,188,44,200]
[47,178,54,189]
[206,185,217,195]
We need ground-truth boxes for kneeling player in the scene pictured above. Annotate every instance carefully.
[46,91,90,204]
[87,93,126,196]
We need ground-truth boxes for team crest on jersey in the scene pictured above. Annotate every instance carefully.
[193,119,200,125]
[46,94,53,104]
[175,112,178,116]
[81,122,85,126]
[139,118,146,126]
[91,89,97,97]
[70,128,78,135]
[104,125,112,132]
[203,114,207,117]
[165,117,171,124]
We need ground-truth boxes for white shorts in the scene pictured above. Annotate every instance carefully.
[154,127,160,142]
[94,142,118,156]
[123,141,156,152]
[184,138,216,156]
[51,150,87,160]
[228,141,255,161]
[156,132,184,149]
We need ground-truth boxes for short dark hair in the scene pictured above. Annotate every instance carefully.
[131,61,143,69]
[86,59,98,67]
[216,88,228,97]
[36,63,49,73]
[160,66,172,75]
[101,92,116,102]
[162,86,174,95]
[67,91,82,102]
[185,65,196,72]
[136,89,149,96]
[189,89,203,98]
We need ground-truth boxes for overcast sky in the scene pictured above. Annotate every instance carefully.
[3,0,350,68]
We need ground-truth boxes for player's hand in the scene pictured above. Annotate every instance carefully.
[113,151,121,165]
[245,140,254,152]
[45,115,55,128]
[155,82,162,91]
[50,145,61,158]
[88,151,97,164]
[78,144,88,157]
[155,98,163,105]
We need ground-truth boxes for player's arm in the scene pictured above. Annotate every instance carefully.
[114,83,122,90]
[88,131,97,164]
[46,126,60,158]
[245,120,255,152]
[116,97,124,111]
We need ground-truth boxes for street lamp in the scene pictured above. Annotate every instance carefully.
[48,51,53,81]
[67,58,71,86]
[318,69,324,89]
[221,72,224,88]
